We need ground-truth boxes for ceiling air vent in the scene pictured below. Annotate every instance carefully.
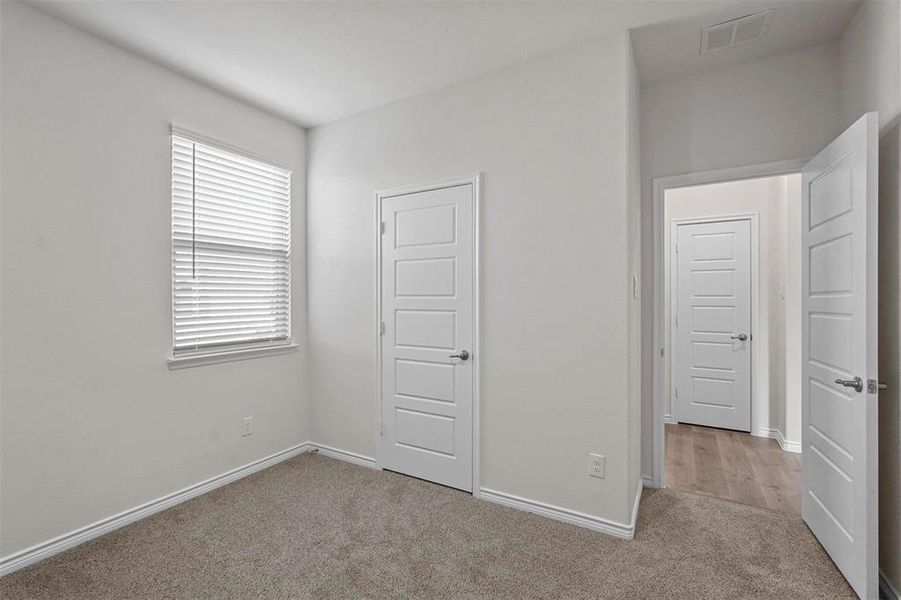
[700,9,774,54]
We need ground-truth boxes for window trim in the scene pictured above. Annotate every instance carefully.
[168,125,294,366]
[167,343,298,370]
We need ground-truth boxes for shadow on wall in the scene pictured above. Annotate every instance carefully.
[878,119,900,586]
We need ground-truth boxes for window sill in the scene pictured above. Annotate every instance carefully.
[167,344,299,370]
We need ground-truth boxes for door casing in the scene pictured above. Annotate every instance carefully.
[374,173,482,496]
[669,213,759,431]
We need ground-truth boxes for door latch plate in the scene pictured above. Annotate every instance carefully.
[867,379,887,394]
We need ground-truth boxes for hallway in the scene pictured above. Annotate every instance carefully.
[665,423,801,514]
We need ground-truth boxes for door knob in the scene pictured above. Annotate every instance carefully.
[730,333,749,341]
[834,377,864,393]
[449,349,470,361]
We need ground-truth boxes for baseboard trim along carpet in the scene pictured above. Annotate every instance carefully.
[479,488,637,540]
[3,440,639,577]
[755,428,802,453]
[308,443,377,469]
[881,570,900,600]
[0,442,313,577]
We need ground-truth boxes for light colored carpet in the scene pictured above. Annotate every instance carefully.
[0,453,852,599]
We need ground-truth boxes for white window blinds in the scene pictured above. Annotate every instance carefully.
[171,132,291,355]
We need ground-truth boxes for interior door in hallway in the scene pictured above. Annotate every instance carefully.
[801,112,879,600]
[378,181,475,492]
[673,218,752,432]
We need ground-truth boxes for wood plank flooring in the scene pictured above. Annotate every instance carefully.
[665,423,801,514]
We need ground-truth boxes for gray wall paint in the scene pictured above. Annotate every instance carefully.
[307,36,640,524]
[0,2,309,557]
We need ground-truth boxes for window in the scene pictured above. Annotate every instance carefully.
[171,130,291,357]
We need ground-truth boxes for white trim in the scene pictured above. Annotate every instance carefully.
[308,443,377,469]
[755,428,802,454]
[167,343,298,370]
[374,173,482,495]
[479,488,637,540]
[169,124,293,173]
[669,213,760,433]
[0,442,311,577]
[881,570,900,600]
[630,478,643,530]
[642,476,656,488]
[651,158,808,488]
[663,414,676,424]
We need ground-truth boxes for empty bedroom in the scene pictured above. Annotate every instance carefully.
[1,0,898,598]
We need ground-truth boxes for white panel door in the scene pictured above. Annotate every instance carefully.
[801,112,878,599]
[674,219,752,431]
[379,183,474,492]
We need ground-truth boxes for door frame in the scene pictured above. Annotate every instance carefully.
[374,173,482,496]
[669,214,759,431]
[651,158,807,488]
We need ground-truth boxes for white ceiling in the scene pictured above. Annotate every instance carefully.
[632,0,860,85]
[27,0,861,127]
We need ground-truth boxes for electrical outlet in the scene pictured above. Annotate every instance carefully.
[241,416,253,437]
[589,453,605,479]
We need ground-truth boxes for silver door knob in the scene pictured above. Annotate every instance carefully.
[834,377,863,393]
[449,350,470,361]
[730,333,749,341]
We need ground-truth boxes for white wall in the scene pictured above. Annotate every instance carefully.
[308,35,640,525]
[663,175,801,445]
[640,42,843,477]
[0,2,309,558]
[626,36,643,497]
[838,0,901,588]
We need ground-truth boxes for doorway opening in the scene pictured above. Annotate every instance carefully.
[654,165,804,514]
[649,114,880,598]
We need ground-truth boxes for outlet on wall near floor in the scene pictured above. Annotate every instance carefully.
[241,416,253,437]
[589,453,605,478]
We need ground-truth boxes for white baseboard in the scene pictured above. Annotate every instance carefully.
[0,442,312,577]
[642,475,656,488]
[307,442,376,469]
[630,478,643,530]
[755,428,802,453]
[479,487,636,540]
[663,414,676,424]
[882,569,900,600]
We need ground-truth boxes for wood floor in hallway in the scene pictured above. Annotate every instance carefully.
[665,422,802,514]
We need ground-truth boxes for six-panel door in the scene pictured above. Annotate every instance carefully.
[674,219,752,432]
[379,183,474,492]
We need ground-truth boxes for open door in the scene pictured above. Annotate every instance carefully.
[801,111,878,599]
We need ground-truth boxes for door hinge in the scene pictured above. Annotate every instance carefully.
[379,321,386,335]
[380,221,386,234]
[675,387,679,399]
[867,378,888,394]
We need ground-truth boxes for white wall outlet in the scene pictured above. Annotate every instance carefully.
[589,453,605,478]
[241,416,253,437]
